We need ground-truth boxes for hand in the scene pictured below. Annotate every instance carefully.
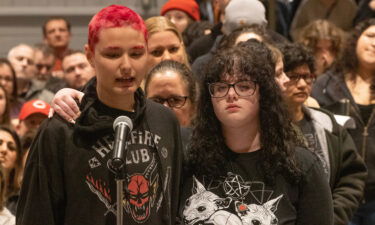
[49,88,84,123]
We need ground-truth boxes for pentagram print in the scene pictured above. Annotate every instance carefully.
[223,172,251,199]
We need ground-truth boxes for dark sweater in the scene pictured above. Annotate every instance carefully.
[17,87,184,225]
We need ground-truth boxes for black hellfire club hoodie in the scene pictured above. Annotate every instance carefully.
[17,81,183,225]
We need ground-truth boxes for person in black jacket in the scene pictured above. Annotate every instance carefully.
[311,18,375,225]
[16,5,183,225]
[280,43,367,225]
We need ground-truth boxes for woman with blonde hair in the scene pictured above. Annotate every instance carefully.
[145,16,190,69]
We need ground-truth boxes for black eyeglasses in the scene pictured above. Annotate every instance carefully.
[36,64,53,71]
[149,96,188,108]
[286,72,315,84]
[208,80,257,98]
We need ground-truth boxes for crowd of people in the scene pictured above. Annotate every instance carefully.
[0,0,374,225]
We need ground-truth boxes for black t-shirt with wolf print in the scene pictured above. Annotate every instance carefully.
[179,147,333,225]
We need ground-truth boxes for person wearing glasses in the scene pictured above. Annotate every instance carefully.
[144,60,197,127]
[280,43,367,225]
[179,40,333,224]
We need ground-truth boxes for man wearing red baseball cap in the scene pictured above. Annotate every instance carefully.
[16,99,50,139]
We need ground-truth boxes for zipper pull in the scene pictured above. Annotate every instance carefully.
[363,126,369,137]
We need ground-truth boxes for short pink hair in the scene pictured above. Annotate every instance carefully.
[88,5,148,51]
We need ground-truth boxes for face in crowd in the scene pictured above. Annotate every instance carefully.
[210,74,260,129]
[145,17,188,70]
[313,39,335,75]
[7,44,36,80]
[0,129,18,172]
[0,86,8,122]
[85,5,148,109]
[356,25,375,71]
[44,19,71,50]
[145,62,196,127]
[62,52,95,90]
[283,64,315,107]
[164,10,193,34]
[0,62,16,99]
[34,49,55,81]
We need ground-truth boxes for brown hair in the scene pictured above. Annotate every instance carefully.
[298,19,346,58]
[0,126,23,200]
[0,85,10,126]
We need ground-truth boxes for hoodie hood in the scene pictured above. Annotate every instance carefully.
[73,78,146,147]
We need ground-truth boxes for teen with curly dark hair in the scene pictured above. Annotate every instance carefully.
[312,18,375,225]
[179,40,333,225]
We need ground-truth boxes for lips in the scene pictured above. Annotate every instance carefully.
[226,104,240,111]
[115,77,136,87]
[293,92,308,98]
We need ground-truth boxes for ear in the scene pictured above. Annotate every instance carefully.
[85,44,95,69]
[214,197,232,209]
[264,195,283,213]
[192,176,206,194]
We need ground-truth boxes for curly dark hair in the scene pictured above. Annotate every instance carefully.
[334,18,375,79]
[279,43,315,74]
[187,39,302,184]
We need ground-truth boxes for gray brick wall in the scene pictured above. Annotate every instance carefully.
[0,0,166,57]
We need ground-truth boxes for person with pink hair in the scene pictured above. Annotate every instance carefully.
[16,5,183,225]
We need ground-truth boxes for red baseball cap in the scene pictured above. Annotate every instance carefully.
[19,100,51,120]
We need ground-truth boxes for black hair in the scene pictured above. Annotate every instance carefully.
[182,21,214,48]
[334,18,375,80]
[188,39,302,185]
[279,43,315,74]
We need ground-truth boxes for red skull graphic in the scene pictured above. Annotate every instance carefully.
[125,155,159,222]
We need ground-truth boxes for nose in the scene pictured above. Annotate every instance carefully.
[226,86,238,101]
[74,67,82,76]
[21,58,28,67]
[120,55,132,75]
[0,79,7,86]
[281,71,290,83]
[40,67,48,75]
[162,51,172,61]
[0,142,6,153]
[296,77,308,88]
[169,17,176,25]
[162,101,170,108]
